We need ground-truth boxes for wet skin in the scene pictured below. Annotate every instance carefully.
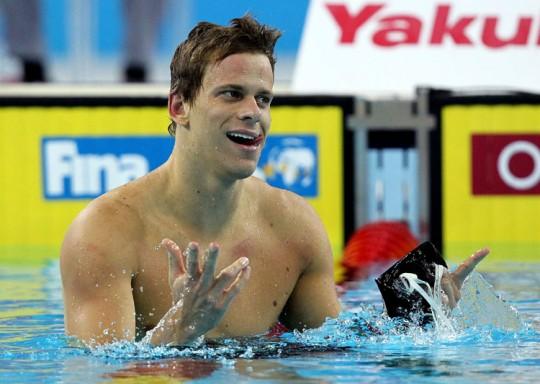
[60,52,488,346]
[61,53,341,346]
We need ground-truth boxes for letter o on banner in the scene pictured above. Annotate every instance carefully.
[497,140,540,190]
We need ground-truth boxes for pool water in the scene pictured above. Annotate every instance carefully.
[1,261,539,383]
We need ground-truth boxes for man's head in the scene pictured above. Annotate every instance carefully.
[168,15,281,136]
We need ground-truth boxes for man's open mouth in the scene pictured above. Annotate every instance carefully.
[226,132,263,146]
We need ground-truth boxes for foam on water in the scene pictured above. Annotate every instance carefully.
[82,267,532,362]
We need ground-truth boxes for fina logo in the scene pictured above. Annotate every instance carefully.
[42,137,173,199]
[255,135,318,197]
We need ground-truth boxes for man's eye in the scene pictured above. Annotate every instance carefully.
[256,95,272,107]
[223,90,242,99]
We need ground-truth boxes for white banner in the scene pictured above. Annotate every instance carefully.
[293,0,540,95]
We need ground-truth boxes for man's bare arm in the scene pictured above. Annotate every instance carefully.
[61,202,251,347]
[61,208,138,346]
[279,197,341,330]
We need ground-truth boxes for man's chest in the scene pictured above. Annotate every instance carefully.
[132,228,305,337]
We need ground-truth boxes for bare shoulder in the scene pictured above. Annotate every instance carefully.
[60,184,143,278]
[60,182,147,342]
[248,177,329,256]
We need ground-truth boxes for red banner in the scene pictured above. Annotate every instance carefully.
[472,134,540,195]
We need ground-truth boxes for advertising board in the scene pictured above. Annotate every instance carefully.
[440,103,540,263]
[0,98,350,267]
[294,0,540,95]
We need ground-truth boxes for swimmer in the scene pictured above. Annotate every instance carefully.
[60,15,488,346]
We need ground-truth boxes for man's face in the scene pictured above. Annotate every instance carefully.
[183,52,274,180]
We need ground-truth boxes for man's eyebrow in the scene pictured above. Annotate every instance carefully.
[216,84,243,91]
[258,89,274,97]
[215,84,273,96]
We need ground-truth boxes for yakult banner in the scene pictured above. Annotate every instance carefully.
[294,0,540,95]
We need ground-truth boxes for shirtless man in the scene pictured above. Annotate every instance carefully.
[60,16,488,347]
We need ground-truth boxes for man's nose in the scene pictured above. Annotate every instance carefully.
[237,97,261,122]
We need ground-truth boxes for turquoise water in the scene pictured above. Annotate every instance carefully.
[0,262,539,383]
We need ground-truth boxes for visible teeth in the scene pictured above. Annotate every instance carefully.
[228,132,254,140]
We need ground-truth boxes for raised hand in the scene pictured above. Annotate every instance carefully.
[148,238,251,346]
[440,247,490,308]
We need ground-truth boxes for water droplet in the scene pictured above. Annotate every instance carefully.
[148,312,154,317]
[95,283,99,288]
[139,286,144,293]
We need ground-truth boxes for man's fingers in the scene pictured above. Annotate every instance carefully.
[213,257,250,293]
[162,239,185,285]
[452,247,490,288]
[221,265,251,308]
[440,273,458,309]
[199,243,220,286]
[185,242,200,279]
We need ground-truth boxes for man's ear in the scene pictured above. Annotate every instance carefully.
[168,93,190,127]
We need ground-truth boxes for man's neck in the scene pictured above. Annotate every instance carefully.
[159,149,245,236]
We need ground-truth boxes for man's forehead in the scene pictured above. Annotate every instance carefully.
[202,53,274,87]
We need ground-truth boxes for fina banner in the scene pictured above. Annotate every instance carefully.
[258,106,345,269]
[442,105,540,263]
[0,101,344,266]
[256,135,318,198]
[0,105,170,264]
[41,137,172,200]
[294,0,540,95]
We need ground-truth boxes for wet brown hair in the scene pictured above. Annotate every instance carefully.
[168,15,281,136]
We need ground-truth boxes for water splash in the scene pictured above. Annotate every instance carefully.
[452,271,523,331]
[400,264,457,335]
[84,270,529,361]
[399,267,524,336]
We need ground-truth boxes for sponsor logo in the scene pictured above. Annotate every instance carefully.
[42,137,173,199]
[327,3,538,48]
[256,135,318,197]
[472,134,540,195]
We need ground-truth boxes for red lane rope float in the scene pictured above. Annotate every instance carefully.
[341,220,419,282]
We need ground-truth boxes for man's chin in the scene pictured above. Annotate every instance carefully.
[221,154,262,181]
[234,166,258,180]
[219,162,257,181]
[235,156,261,178]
